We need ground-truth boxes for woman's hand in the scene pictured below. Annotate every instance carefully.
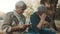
[39,13,46,20]
[37,13,47,29]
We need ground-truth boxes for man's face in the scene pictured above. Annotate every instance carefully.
[16,6,25,14]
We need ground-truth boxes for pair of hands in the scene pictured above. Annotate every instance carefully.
[12,24,31,32]
[17,24,31,32]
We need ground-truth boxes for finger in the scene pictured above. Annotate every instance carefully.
[39,15,41,18]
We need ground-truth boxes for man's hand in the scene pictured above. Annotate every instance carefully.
[11,24,31,32]
[18,24,29,29]
[18,24,31,31]
[18,24,31,29]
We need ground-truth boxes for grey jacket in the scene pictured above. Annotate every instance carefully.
[2,11,26,34]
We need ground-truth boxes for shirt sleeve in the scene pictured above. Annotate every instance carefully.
[2,13,12,33]
[30,13,41,31]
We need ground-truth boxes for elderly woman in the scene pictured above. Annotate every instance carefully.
[25,5,56,34]
[2,1,31,34]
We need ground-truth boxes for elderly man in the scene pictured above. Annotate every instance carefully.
[26,5,56,34]
[2,1,31,34]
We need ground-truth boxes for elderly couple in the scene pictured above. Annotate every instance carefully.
[2,1,56,34]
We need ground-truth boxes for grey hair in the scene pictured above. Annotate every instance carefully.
[37,4,48,13]
[15,1,27,9]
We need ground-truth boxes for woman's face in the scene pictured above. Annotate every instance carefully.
[37,11,46,16]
